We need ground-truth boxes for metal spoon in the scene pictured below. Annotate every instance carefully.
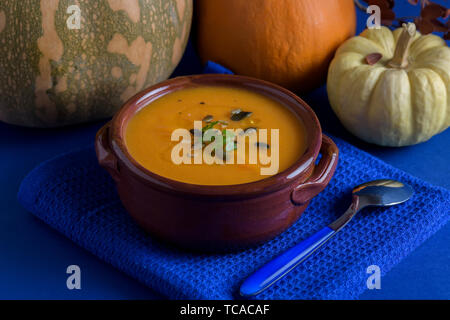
[239,179,414,297]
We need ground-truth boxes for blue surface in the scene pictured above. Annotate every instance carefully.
[1,2,449,299]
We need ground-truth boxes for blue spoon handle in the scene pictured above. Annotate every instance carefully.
[240,226,335,297]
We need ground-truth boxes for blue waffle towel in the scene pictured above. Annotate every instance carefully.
[18,135,450,299]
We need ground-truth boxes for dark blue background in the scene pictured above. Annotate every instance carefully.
[1,1,449,299]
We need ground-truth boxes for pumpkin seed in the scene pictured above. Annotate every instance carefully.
[255,142,270,149]
[190,128,202,136]
[365,53,383,65]
[231,111,252,121]
[203,115,213,122]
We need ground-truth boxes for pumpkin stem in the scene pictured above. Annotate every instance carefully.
[388,23,416,69]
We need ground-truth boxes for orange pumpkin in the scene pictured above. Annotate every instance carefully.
[194,0,356,92]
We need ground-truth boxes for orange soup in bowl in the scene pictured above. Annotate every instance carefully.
[125,86,307,185]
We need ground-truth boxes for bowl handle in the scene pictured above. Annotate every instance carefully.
[95,122,120,182]
[291,135,339,206]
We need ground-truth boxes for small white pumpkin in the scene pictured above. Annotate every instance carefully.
[327,23,450,146]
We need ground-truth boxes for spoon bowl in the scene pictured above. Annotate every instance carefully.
[352,179,414,207]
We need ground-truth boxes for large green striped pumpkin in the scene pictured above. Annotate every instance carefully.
[0,0,192,127]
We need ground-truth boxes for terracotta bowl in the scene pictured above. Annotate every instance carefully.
[95,74,338,251]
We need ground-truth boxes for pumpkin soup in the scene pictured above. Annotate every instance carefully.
[125,86,307,185]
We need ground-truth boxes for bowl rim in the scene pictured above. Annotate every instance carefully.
[108,74,322,198]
